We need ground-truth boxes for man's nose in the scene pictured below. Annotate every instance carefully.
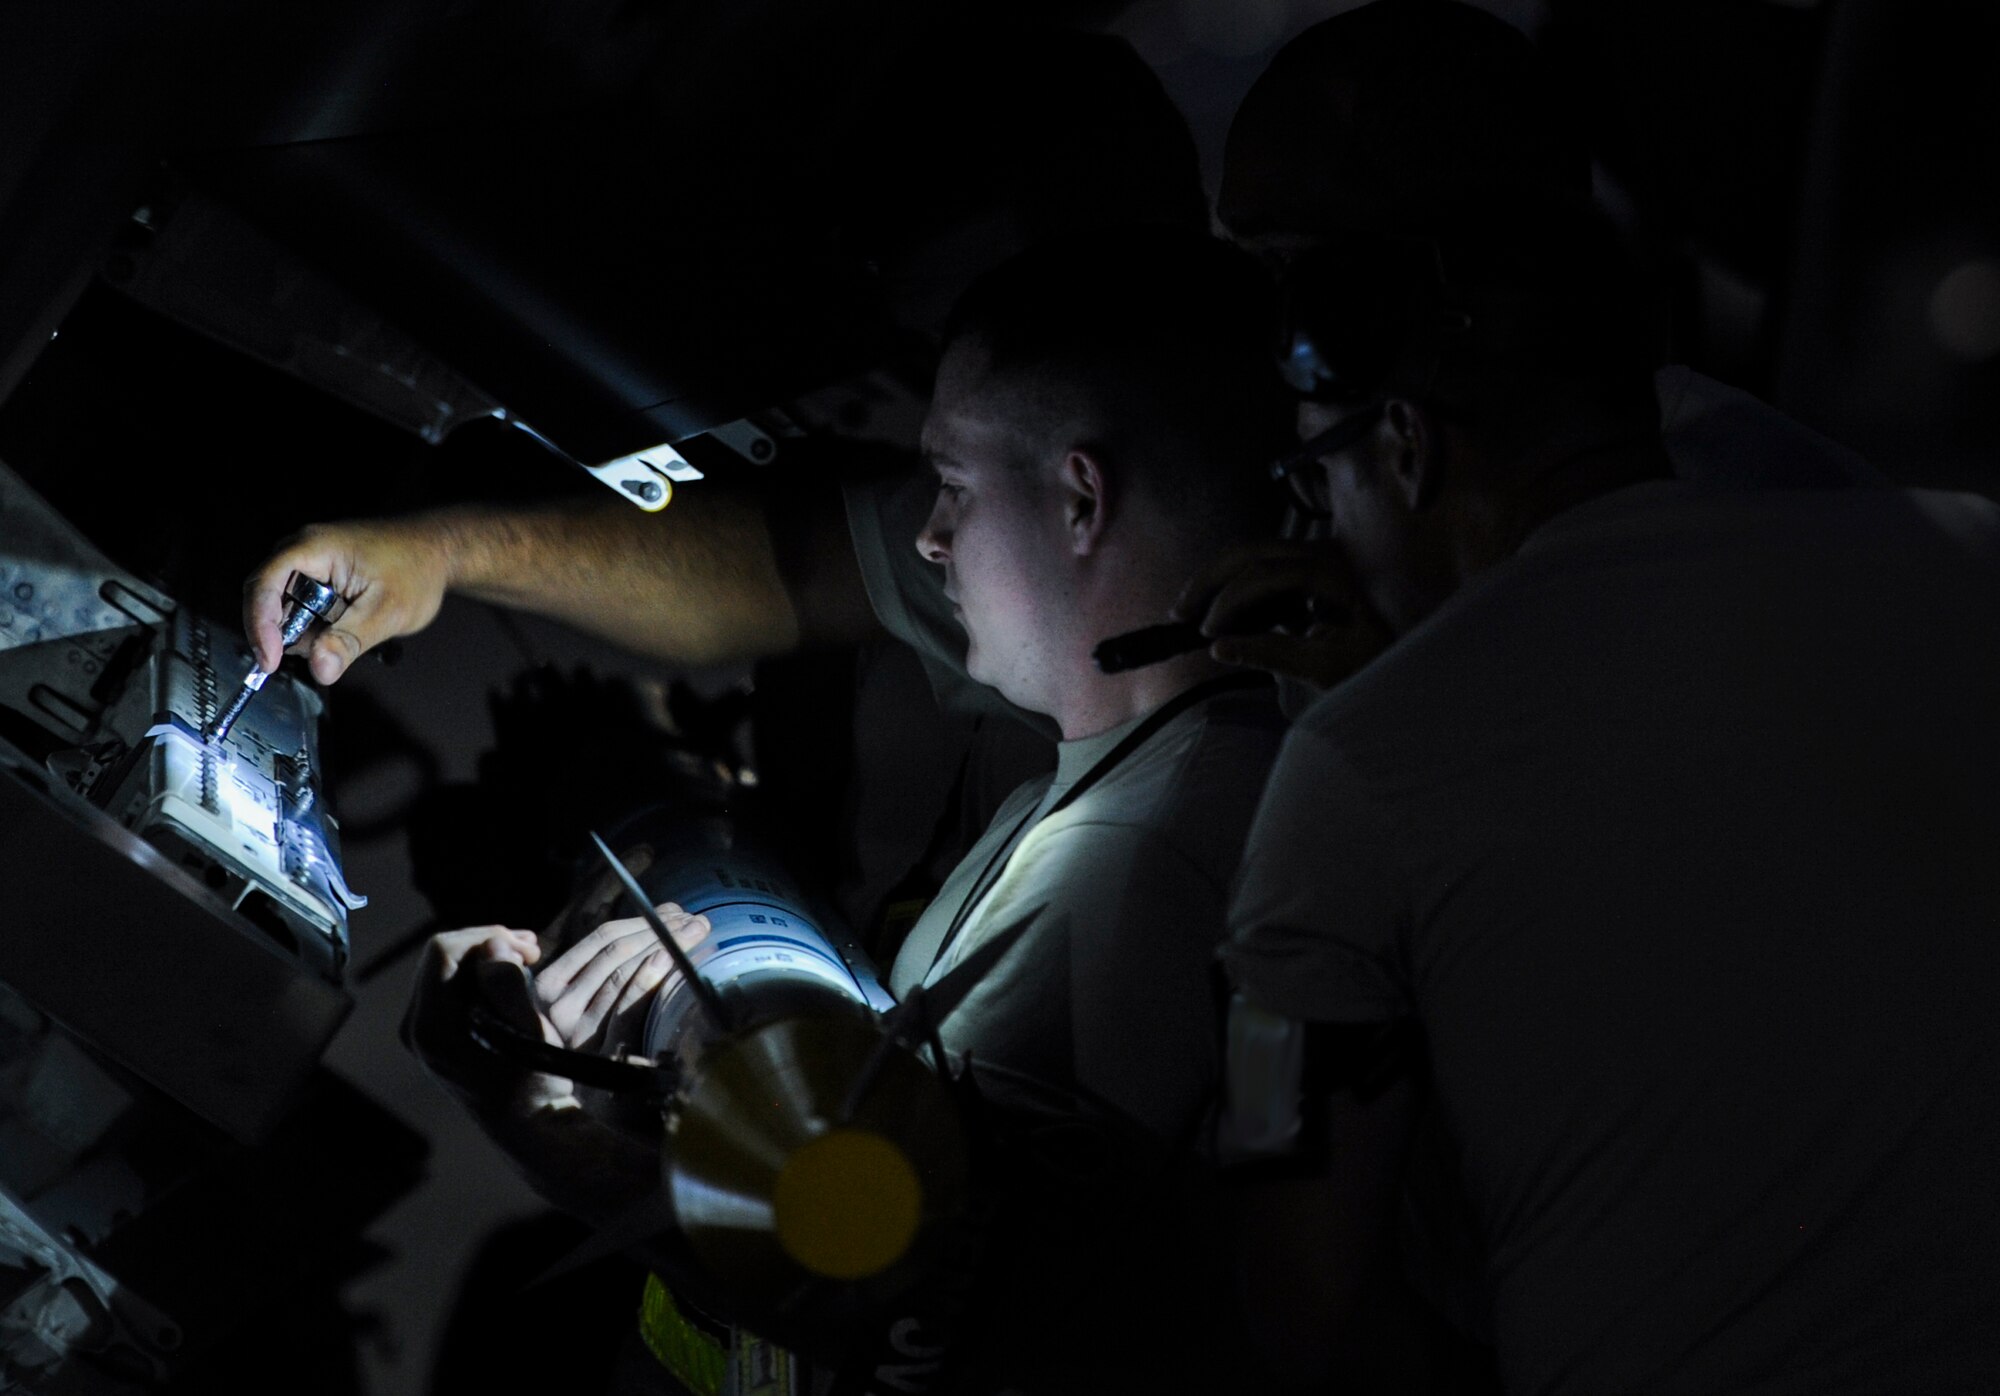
[916,504,951,564]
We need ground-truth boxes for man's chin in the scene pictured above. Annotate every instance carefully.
[964,648,1025,710]
[962,638,1053,716]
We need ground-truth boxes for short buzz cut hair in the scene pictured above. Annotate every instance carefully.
[938,228,1295,539]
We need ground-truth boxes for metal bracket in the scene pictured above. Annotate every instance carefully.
[704,418,778,466]
[583,441,705,512]
[497,416,702,513]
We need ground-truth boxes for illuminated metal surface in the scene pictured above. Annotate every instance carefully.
[205,571,343,745]
[0,454,361,985]
[631,821,888,1069]
[0,737,351,1143]
[89,609,365,977]
[581,436,699,511]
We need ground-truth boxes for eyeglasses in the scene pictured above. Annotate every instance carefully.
[1265,399,1385,518]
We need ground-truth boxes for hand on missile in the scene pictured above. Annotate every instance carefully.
[535,904,714,1056]
[1172,540,1392,693]
[404,926,572,1111]
[244,518,451,685]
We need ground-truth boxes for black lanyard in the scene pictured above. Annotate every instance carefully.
[925,671,1272,977]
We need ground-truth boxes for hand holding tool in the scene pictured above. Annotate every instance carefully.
[207,573,343,744]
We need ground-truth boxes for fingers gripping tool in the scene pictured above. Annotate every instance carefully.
[206,573,344,744]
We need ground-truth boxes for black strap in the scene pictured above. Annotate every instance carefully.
[926,671,1271,978]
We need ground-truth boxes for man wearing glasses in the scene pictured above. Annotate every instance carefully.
[1177,0,1873,698]
[1212,184,2000,1392]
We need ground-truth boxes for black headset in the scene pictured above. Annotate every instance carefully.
[1274,190,1659,420]
[1275,227,1475,406]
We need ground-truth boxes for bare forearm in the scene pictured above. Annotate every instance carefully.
[249,467,879,682]
[435,490,801,667]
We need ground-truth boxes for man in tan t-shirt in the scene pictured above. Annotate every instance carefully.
[409,228,1298,1392]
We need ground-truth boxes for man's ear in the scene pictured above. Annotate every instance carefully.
[1060,445,1113,555]
[1383,398,1442,511]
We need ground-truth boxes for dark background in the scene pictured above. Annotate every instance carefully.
[1,1,1994,1391]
